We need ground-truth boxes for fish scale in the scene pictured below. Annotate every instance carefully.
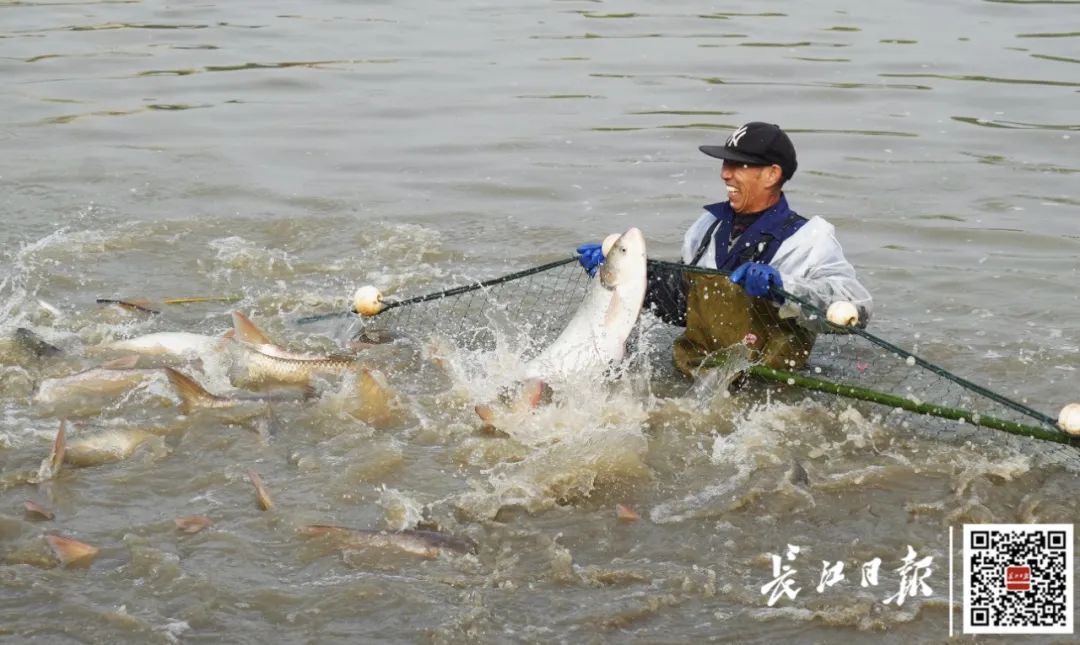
[229,340,359,387]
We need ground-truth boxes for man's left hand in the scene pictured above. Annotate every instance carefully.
[730,262,783,300]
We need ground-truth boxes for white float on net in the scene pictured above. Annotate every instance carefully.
[351,285,385,317]
[826,300,860,327]
[1058,403,1080,436]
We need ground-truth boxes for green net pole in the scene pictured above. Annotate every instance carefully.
[744,364,1077,447]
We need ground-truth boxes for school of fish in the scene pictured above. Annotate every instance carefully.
[5,228,650,568]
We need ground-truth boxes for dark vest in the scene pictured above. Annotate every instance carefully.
[673,195,816,377]
[695,195,806,270]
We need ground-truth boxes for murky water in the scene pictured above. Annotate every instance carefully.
[2,1,1078,642]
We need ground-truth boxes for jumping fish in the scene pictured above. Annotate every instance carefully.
[473,229,646,427]
[63,427,158,467]
[298,524,477,559]
[228,312,359,387]
[524,227,648,380]
[164,367,313,413]
[103,331,227,360]
[32,356,160,408]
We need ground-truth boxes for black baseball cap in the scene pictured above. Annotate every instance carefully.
[699,122,797,180]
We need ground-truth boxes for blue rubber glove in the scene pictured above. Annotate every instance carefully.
[730,261,783,300]
[576,242,604,277]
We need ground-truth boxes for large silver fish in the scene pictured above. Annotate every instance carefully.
[103,331,227,360]
[32,356,161,410]
[64,427,160,467]
[524,227,648,380]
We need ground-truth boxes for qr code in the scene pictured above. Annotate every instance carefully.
[963,524,1074,634]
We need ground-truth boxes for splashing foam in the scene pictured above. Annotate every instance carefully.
[650,398,841,525]
[208,236,297,280]
[378,486,426,531]
[448,336,652,520]
[457,418,650,520]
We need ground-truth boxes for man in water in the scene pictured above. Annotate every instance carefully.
[577,121,872,376]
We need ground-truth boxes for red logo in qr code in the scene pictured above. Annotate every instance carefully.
[1005,566,1030,591]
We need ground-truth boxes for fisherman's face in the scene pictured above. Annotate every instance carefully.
[721,161,781,214]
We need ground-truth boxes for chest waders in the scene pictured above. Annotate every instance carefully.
[672,200,816,377]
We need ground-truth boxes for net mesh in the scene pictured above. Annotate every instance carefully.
[348,259,592,357]
[333,257,1077,455]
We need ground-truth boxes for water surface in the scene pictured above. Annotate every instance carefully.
[2,1,1078,642]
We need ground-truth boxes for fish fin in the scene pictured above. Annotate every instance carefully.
[45,534,99,567]
[164,367,217,411]
[248,470,273,511]
[231,311,275,346]
[101,355,140,370]
[37,421,66,482]
[24,500,54,521]
[51,421,66,475]
[15,328,63,358]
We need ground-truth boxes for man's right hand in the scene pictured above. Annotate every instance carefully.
[576,242,604,277]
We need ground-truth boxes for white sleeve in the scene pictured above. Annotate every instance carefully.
[771,216,873,326]
[682,212,718,268]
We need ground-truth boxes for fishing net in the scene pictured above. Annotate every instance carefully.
[339,259,593,356]
[314,256,1078,456]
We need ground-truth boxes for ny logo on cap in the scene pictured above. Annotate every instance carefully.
[727,125,748,148]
